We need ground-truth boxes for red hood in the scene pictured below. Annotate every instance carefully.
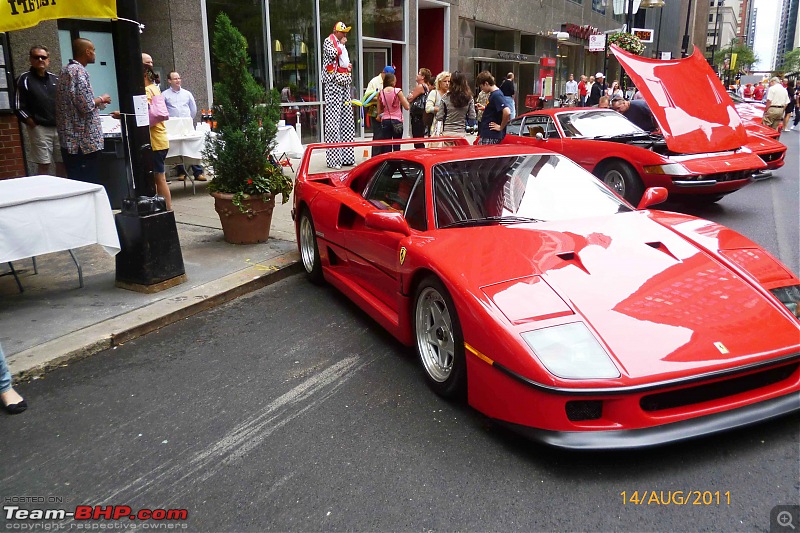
[611,45,749,155]
[435,213,799,382]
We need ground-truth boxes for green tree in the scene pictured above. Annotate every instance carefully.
[715,38,758,73]
[780,47,800,73]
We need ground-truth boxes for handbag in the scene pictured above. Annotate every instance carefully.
[410,87,428,116]
[148,94,170,126]
[392,121,404,135]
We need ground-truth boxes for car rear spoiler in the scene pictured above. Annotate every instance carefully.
[298,137,471,178]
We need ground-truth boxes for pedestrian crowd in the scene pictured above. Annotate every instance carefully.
[16,40,206,212]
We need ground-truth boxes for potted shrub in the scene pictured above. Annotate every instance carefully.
[204,12,293,244]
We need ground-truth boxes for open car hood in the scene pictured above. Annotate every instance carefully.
[611,45,749,155]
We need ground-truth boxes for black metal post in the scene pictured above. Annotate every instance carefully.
[627,0,635,35]
[112,0,152,197]
[682,0,695,57]
[655,5,664,58]
[112,0,186,292]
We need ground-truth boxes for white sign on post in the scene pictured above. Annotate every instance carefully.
[589,34,606,52]
[133,94,149,127]
[660,51,672,60]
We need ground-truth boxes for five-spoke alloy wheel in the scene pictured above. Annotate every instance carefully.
[414,276,466,399]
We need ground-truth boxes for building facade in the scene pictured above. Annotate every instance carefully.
[1,0,712,175]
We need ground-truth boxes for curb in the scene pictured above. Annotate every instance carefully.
[9,251,302,381]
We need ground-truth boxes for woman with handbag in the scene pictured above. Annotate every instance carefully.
[435,71,476,146]
[376,73,410,154]
[407,68,433,148]
[426,71,450,148]
[145,65,172,210]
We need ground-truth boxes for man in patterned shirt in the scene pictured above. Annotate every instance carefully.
[55,38,111,182]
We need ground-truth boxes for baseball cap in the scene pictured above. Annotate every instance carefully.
[383,65,395,74]
[334,21,351,33]
[595,72,605,78]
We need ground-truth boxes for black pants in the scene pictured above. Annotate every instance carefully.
[370,115,383,157]
[61,148,100,184]
[410,115,426,148]
[380,120,403,154]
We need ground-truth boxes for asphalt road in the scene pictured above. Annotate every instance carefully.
[1,135,798,532]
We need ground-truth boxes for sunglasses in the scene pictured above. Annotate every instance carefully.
[32,55,49,61]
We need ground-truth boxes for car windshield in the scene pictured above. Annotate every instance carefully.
[432,154,630,228]
[557,110,646,138]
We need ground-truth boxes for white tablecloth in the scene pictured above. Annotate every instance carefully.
[166,133,208,161]
[274,125,304,158]
[0,175,121,263]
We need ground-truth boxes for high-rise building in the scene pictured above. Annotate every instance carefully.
[775,0,799,70]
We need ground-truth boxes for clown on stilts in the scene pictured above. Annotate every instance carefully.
[322,21,355,169]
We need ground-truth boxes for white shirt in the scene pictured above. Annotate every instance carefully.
[163,87,198,119]
[765,84,790,107]
[565,80,578,94]
[339,46,350,69]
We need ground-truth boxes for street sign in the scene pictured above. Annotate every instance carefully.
[589,34,606,52]
[632,28,654,43]
[661,51,672,60]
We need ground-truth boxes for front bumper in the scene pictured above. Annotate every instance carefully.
[501,392,799,450]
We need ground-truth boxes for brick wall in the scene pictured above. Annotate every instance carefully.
[0,115,26,180]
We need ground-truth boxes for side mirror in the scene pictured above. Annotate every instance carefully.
[535,132,545,141]
[364,210,411,236]
[637,187,668,210]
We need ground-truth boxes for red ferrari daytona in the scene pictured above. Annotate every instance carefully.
[292,139,800,449]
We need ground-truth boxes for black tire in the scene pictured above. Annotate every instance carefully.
[298,209,323,284]
[413,276,467,400]
[595,161,645,205]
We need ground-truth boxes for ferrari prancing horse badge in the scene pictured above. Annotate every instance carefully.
[400,247,407,265]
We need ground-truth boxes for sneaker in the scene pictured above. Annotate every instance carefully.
[176,174,186,181]
[195,174,207,181]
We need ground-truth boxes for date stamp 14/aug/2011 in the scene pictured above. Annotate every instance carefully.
[620,490,731,506]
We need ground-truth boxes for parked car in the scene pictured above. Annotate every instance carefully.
[293,140,800,449]
[501,108,766,205]
[728,90,780,141]
[500,47,772,205]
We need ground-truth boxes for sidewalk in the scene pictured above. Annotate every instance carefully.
[1,136,477,378]
[0,152,331,379]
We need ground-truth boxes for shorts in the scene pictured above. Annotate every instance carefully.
[28,125,62,164]
[152,149,168,173]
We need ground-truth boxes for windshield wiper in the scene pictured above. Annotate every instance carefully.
[441,215,544,229]
[592,132,646,140]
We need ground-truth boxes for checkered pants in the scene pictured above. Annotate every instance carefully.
[323,82,355,167]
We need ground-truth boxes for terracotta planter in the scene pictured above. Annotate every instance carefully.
[211,192,275,244]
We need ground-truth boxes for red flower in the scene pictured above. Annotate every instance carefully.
[247,179,253,185]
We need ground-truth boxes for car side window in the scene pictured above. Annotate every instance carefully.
[364,161,424,215]
[523,116,546,138]
[545,117,561,139]
[506,118,523,136]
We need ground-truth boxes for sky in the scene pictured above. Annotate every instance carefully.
[752,0,780,71]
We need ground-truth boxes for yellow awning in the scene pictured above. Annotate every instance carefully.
[0,0,116,32]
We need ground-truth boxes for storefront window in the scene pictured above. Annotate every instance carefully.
[269,0,321,143]
[206,1,268,87]
[362,0,405,41]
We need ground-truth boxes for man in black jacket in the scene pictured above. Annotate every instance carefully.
[16,45,65,176]
[587,72,607,107]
